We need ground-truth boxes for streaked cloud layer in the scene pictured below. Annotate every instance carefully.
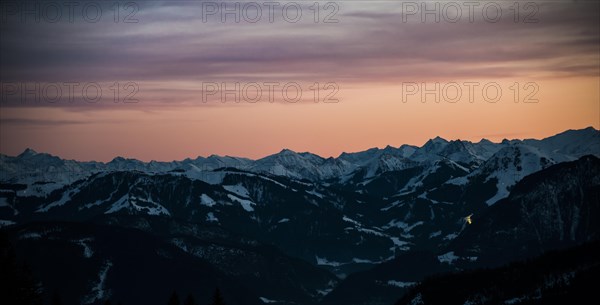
[1,0,598,160]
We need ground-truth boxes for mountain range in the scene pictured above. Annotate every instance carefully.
[1,127,599,305]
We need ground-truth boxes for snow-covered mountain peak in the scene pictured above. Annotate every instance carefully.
[398,144,417,158]
[435,140,484,165]
[10,149,65,168]
[444,139,470,150]
[18,148,39,158]
[422,136,449,151]
[338,147,381,163]
[408,137,449,162]
[474,144,556,205]
[267,149,322,161]
[278,148,296,155]
[524,127,599,160]
[109,156,139,163]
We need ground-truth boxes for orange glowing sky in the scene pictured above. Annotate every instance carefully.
[1,1,599,161]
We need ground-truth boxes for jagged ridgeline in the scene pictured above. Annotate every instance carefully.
[1,127,599,305]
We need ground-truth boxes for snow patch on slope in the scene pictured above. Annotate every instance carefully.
[200,194,216,207]
[83,260,112,304]
[206,212,218,222]
[36,188,77,212]
[227,194,255,212]
[0,219,16,227]
[437,251,459,264]
[105,195,130,214]
[223,184,250,198]
[387,280,416,288]
[74,238,94,258]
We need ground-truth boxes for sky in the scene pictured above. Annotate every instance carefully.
[0,0,599,161]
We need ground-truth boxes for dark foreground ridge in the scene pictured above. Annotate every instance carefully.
[395,240,600,305]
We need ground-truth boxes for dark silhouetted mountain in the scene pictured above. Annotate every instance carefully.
[2,222,262,305]
[321,251,451,305]
[395,241,600,305]
[324,155,600,305]
[449,155,600,267]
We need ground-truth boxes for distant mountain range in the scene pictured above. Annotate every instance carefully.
[1,127,599,305]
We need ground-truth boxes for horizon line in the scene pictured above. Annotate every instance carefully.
[2,126,597,163]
